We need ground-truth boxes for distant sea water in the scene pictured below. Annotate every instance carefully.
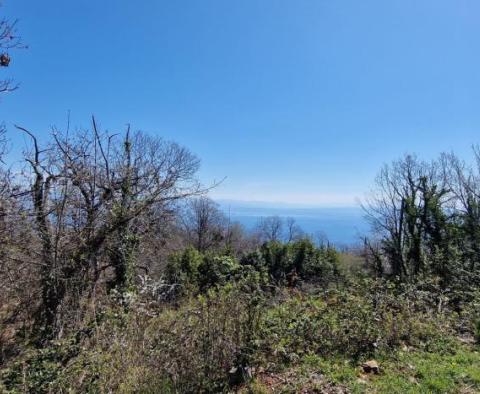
[217,201,370,247]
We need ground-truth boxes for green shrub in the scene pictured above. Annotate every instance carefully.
[257,280,457,366]
[197,254,240,290]
[241,239,341,285]
[164,247,203,290]
[0,277,467,393]
[1,338,81,393]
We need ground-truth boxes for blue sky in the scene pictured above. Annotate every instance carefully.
[1,0,480,206]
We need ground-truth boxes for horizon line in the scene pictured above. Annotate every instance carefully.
[213,198,362,210]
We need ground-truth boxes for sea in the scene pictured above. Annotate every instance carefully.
[217,201,370,247]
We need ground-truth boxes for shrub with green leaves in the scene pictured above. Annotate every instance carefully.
[165,240,342,296]
[197,254,241,290]
[256,279,458,367]
[164,247,203,290]
[241,239,341,285]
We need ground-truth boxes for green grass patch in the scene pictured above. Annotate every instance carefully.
[281,346,480,393]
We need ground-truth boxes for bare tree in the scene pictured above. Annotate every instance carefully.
[313,230,329,248]
[286,217,303,242]
[442,149,480,272]
[362,154,451,279]
[181,197,226,252]
[15,118,206,340]
[224,221,258,253]
[257,215,283,242]
[0,4,25,94]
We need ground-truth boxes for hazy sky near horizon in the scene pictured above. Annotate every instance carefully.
[1,1,480,206]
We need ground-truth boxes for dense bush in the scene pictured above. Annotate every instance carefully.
[243,239,341,285]
[244,240,340,284]
[257,279,458,368]
[2,282,265,393]
[1,278,471,393]
[197,255,241,291]
[164,240,341,296]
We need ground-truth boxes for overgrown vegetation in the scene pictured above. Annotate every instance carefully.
[1,277,479,393]
[1,122,480,393]
[1,2,479,392]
